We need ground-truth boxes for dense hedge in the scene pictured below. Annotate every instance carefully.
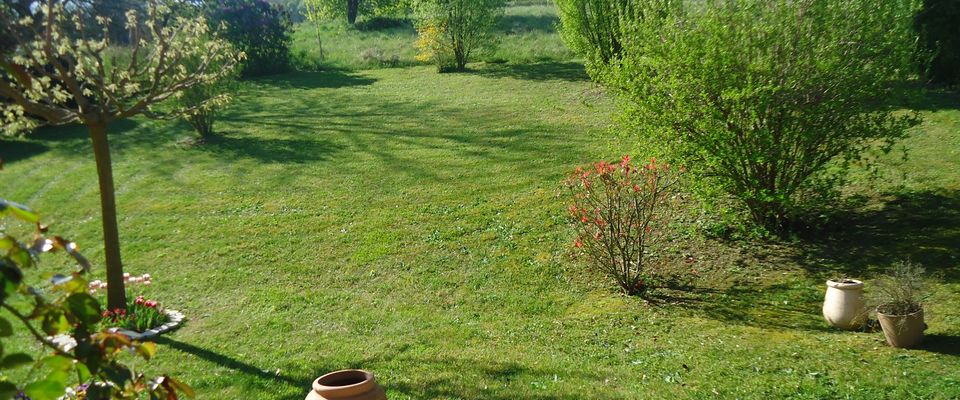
[915,0,960,87]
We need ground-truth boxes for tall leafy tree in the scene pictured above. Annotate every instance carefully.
[0,0,241,309]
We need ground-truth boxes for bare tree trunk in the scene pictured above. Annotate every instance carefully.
[89,124,127,311]
[315,22,325,61]
[347,0,359,25]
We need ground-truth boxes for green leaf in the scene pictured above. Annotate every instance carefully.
[0,382,17,399]
[75,362,92,382]
[23,379,65,400]
[0,317,11,337]
[136,342,158,361]
[41,311,69,336]
[0,236,14,250]
[0,199,39,224]
[8,247,31,269]
[0,260,22,284]
[42,355,73,372]
[85,384,111,399]
[66,293,102,326]
[0,353,33,369]
[167,376,196,398]
[58,276,87,295]
[101,365,133,388]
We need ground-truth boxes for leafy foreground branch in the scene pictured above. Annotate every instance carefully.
[0,199,192,400]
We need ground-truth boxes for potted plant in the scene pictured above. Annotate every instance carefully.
[874,261,929,348]
[306,370,386,400]
[822,278,867,330]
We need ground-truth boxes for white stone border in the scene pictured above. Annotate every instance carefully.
[50,309,185,351]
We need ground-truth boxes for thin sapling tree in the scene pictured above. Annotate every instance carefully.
[0,0,242,310]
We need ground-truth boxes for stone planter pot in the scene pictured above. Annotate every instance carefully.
[877,307,926,349]
[822,279,867,330]
[306,370,386,400]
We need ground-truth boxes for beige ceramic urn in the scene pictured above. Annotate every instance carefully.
[822,279,867,330]
[306,370,387,400]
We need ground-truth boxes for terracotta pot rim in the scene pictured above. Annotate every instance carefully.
[826,279,863,289]
[312,369,375,394]
[876,305,924,318]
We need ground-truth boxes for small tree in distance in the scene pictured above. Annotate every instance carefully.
[0,0,242,310]
[414,0,506,72]
[303,0,409,26]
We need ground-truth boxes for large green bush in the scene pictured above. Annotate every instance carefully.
[207,0,293,77]
[595,0,921,232]
[914,0,960,87]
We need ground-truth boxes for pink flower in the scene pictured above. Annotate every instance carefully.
[145,300,158,308]
[134,295,145,305]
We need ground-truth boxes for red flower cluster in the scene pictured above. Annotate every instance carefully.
[102,308,127,319]
[134,295,159,309]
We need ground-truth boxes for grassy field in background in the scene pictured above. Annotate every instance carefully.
[291,3,574,71]
[2,62,959,398]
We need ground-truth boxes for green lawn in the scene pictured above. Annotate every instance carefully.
[2,63,959,399]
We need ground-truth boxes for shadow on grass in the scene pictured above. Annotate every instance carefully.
[0,139,49,165]
[196,134,345,164]
[252,70,377,90]
[476,62,589,82]
[1,119,147,165]
[158,336,609,400]
[291,357,611,400]
[650,283,832,333]
[154,337,307,387]
[919,334,960,356]
[796,190,960,282]
[881,84,960,111]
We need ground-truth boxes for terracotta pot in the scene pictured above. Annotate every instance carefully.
[305,370,386,400]
[822,279,867,330]
[877,307,926,349]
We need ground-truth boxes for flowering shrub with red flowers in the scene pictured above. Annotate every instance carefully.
[90,274,169,332]
[565,156,683,296]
